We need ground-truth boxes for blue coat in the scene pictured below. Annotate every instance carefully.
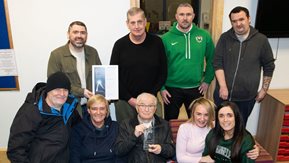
[70,115,122,163]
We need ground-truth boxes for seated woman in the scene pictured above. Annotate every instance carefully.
[176,98,259,163]
[201,101,256,163]
[70,94,123,163]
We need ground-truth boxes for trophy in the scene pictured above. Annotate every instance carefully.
[143,126,155,150]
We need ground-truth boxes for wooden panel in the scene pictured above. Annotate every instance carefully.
[267,89,289,105]
[256,89,289,162]
[0,148,9,163]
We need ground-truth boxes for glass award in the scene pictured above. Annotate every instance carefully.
[143,126,155,151]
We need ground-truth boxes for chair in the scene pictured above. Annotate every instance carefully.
[169,119,273,163]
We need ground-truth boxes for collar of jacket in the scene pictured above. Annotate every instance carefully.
[63,43,92,61]
[83,113,113,131]
[129,114,163,128]
[37,94,78,124]
[170,21,198,36]
[228,26,258,41]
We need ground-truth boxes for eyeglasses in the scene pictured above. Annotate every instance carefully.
[137,104,156,110]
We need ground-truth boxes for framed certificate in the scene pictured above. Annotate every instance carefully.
[0,0,19,91]
[92,65,118,100]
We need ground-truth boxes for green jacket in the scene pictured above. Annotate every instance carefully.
[47,43,101,97]
[203,129,255,163]
[161,22,215,89]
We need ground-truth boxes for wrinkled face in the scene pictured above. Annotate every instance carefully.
[88,102,107,128]
[230,11,251,35]
[46,88,69,109]
[67,24,87,48]
[127,13,146,38]
[193,104,209,128]
[175,6,195,31]
[136,96,156,121]
[218,106,235,134]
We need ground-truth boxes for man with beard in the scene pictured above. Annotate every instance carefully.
[161,3,215,121]
[48,21,101,117]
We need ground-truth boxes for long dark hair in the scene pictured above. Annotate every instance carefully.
[208,101,250,162]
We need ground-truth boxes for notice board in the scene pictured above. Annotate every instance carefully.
[0,0,19,90]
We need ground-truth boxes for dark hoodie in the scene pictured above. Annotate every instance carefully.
[7,82,80,163]
[70,114,123,163]
[214,26,275,101]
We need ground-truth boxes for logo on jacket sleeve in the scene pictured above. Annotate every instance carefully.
[196,36,203,43]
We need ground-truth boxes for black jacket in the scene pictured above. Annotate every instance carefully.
[115,115,175,163]
[7,82,80,163]
[214,26,275,101]
[70,114,123,163]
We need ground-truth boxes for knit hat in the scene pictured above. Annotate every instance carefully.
[46,72,71,93]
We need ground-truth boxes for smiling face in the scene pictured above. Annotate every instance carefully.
[230,11,251,35]
[67,24,87,49]
[88,101,108,128]
[218,106,235,137]
[46,88,69,110]
[193,104,209,128]
[136,93,157,121]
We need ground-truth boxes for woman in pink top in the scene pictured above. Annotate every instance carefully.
[176,97,259,163]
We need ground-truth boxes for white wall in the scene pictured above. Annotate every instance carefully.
[1,0,289,148]
[0,0,130,147]
[223,0,289,134]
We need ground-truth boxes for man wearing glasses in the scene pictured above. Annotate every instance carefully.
[115,93,175,163]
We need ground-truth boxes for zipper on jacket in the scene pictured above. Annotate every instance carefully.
[229,42,242,101]
[184,33,191,59]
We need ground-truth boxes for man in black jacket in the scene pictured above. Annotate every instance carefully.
[214,6,275,126]
[115,93,175,163]
[7,72,80,163]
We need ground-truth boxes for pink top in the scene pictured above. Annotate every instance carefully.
[176,122,211,163]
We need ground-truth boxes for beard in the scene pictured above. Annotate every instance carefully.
[70,37,86,48]
[179,21,191,30]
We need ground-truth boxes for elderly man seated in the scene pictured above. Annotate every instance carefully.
[115,92,175,163]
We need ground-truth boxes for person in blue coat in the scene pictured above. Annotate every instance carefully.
[70,94,124,163]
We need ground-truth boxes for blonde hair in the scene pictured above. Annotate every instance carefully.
[87,94,110,117]
[187,97,215,128]
[127,7,146,21]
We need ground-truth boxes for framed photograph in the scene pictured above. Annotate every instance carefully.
[92,65,118,100]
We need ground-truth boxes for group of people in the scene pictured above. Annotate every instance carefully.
[7,2,275,163]
[177,97,259,163]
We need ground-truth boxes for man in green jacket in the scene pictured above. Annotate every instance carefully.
[161,3,215,120]
[47,21,101,116]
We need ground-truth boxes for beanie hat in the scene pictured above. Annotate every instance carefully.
[46,72,71,93]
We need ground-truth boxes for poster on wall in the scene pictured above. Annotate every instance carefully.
[92,65,118,100]
[0,0,19,91]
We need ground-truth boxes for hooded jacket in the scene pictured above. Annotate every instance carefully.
[214,26,275,101]
[161,22,215,89]
[7,82,80,163]
[70,114,122,163]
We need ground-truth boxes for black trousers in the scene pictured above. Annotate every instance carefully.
[164,87,202,121]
